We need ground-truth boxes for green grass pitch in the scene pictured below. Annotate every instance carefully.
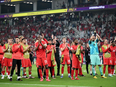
[0,64,116,87]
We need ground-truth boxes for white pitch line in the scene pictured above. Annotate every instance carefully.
[0,83,96,87]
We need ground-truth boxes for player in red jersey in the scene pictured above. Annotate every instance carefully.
[35,35,50,81]
[0,40,4,74]
[60,37,71,78]
[46,39,56,79]
[21,38,35,79]
[109,40,116,76]
[10,37,23,81]
[101,39,112,77]
[70,39,80,80]
[1,37,13,79]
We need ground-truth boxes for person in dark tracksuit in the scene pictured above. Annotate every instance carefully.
[52,36,60,76]
[85,43,90,74]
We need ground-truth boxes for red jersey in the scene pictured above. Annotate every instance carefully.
[101,44,110,59]
[12,43,23,60]
[109,46,116,58]
[0,45,4,59]
[71,45,78,58]
[35,41,47,58]
[60,43,70,56]
[46,45,55,60]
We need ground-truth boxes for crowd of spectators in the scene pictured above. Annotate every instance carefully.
[0,10,116,47]
[59,0,116,9]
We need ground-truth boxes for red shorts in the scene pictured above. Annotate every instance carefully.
[103,58,112,65]
[36,57,48,67]
[47,58,55,67]
[3,58,12,67]
[111,58,116,65]
[72,57,80,69]
[22,58,32,67]
[62,55,70,65]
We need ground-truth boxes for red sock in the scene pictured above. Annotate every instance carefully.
[8,71,10,75]
[39,69,43,79]
[61,66,64,74]
[112,69,114,75]
[24,72,26,76]
[29,71,31,75]
[103,65,106,74]
[52,68,55,77]
[46,69,49,79]
[67,66,70,74]
[79,67,82,75]
[71,69,74,78]
[108,65,111,74]
[2,71,5,75]
[75,69,78,78]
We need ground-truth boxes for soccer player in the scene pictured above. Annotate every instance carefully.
[10,37,23,81]
[70,39,80,80]
[0,40,4,74]
[101,39,112,77]
[79,41,85,76]
[46,38,56,79]
[88,35,107,79]
[60,37,71,78]
[35,35,50,81]
[108,40,116,76]
[1,37,13,79]
[21,38,34,79]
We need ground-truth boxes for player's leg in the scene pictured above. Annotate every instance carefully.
[108,65,112,77]
[17,60,22,81]
[7,66,11,79]
[67,64,71,77]
[23,67,27,78]
[10,59,17,81]
[1,66,5,79]
[7,59,12,79]
[86,61,89,74]
[67,56,71,77]
[15,64,18,75]
[51,66,55,79]
[103,65,106,77]
[79,62,85,76]
[111,65,114,75]
[61,64,65,78]
[90,65,92,75]
[114,65,116,75]
[71,68,75,80]
[38,66,43,81]
[61,55,66,78]
[1,58,7,79]
[28,59,34,79]
[90,55,97,78]
[45,65,51,81]
[75,68,79,80]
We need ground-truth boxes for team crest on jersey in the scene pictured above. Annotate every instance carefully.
[39,46,42,49]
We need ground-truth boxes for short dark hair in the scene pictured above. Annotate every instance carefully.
[48,38,52,41]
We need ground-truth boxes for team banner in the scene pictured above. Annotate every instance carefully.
[0,4,116,18]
